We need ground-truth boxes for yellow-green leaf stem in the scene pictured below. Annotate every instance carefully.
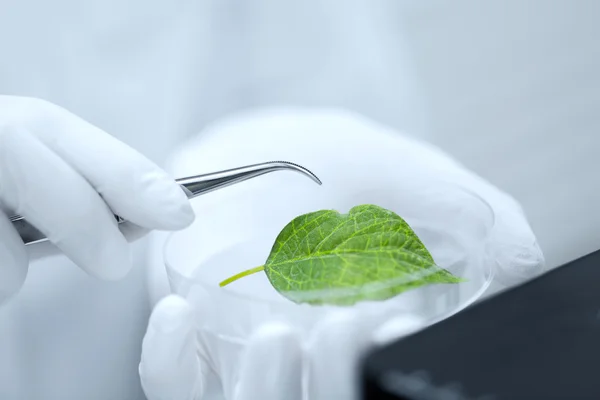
[219,266,265,287]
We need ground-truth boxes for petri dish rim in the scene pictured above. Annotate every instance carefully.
[163,179,497,309]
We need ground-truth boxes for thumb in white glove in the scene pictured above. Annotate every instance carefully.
[139,295,205,400]
[0,95,195,303]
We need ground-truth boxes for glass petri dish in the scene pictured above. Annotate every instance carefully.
[163,175,495,396]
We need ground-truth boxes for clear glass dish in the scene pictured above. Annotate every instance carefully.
[163,176,495,396]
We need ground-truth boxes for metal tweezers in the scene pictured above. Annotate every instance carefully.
[9,161,321,245]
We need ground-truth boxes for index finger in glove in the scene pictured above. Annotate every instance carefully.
[6,96,194,230]
[0,124,133,280]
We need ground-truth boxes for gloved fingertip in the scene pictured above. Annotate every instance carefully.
[481,194,546,288]
[492,241,546,287]
[148,178,195,230]
[141,295,196,374]
[140,296,204,400]
[149,295,194,334]
[126,171,195,231]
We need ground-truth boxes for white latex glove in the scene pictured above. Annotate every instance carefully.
[0,95,195,303]
[141,294,425,400]
[140,108,545,400]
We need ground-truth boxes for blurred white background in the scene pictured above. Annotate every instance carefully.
[2,0,599,269]
[2,1,600,399]
[189,0,600,270]
[393,0,600,270]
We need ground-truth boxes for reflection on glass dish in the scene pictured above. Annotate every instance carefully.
[163,178,495,397]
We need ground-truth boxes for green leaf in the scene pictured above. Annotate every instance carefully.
[219,204,464,306]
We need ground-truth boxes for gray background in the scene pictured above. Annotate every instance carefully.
[189,0,600,270]
[2,0,598,269]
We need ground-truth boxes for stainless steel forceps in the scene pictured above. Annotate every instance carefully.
[9,161,322,245]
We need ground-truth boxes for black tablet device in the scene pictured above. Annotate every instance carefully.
[360,250,600,399]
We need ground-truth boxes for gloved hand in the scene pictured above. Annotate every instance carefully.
[141,293,426,400]
[139,108,545,400]
[0,95,194,303]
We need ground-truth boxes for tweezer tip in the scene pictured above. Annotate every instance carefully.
[266,161,322,185]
